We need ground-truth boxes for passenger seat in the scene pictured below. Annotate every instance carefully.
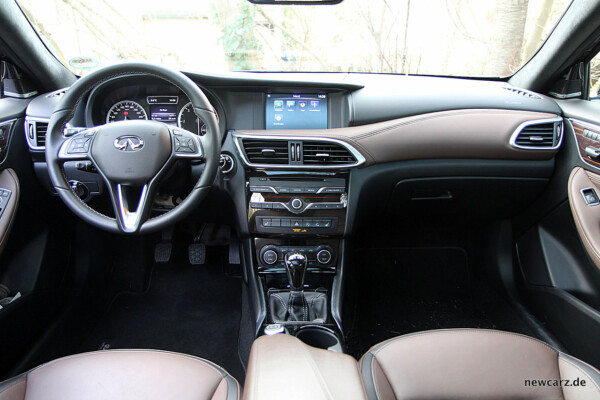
[360,329,600,399]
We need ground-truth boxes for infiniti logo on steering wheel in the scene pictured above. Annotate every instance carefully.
[113,135,145,152]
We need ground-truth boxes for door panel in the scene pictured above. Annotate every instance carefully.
[0,168,19,256]
[515,100,600,369]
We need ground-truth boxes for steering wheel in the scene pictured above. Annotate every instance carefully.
[45,63,220,234]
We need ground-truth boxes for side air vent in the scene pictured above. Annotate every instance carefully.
[502,86,542,99]
[303,141,357,165]
[35,122,48,147]
[511,118,563,150]
[241,139,289,164]
[25,119,49,150]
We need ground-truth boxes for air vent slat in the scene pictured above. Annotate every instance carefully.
[242,139,289,165]
[35,122,48,147]
[302,141,356,165]
[513,122,559,148]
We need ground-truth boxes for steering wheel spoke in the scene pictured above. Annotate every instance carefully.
[58,128,98,161]
[171,127,205,160]
[106,181,153,233]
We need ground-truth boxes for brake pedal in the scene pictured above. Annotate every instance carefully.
[188,243,206,265]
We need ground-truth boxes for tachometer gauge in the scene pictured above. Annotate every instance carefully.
[178,102,208,135]
[106,100,147,123]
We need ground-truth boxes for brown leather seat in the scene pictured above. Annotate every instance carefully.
[0,349,239,400]
[360,329,600,400]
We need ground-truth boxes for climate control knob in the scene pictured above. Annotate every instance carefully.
[262,249,278,265]
[317,249,333,265]
[290,198,303,210]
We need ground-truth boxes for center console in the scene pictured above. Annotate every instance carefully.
[246,171,349,333]
[221,90,364,351]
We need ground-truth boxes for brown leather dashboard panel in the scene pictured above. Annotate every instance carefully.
[237,109,559,166]
[0,168,19,256]
[568,167,600,270]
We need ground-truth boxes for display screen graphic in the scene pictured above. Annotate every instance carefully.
[266,94,327,129]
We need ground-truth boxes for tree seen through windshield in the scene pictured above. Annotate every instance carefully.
[18,0,571,77]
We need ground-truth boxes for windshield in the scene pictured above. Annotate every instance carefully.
[17,0,571,77]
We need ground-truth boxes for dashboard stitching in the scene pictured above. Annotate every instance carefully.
[350,109,539,141]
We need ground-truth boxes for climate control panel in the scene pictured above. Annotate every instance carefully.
[258,244,336,272]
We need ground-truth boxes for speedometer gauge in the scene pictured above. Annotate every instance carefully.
[178,102,208,135]
[106,100,147,123]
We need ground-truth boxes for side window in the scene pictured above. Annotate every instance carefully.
[591,52,600,101]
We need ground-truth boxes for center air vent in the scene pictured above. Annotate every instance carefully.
[511,119,563,150]
[303,141,357,165]
[236,133,365,169]
[241,139,289,164]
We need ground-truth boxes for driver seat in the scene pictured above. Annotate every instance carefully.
[0,349,239,400]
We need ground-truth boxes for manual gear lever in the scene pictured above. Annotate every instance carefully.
[284,253,307,291]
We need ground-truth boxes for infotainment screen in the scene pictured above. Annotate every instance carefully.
[265,94,327,130]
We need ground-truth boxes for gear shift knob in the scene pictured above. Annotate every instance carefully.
[284,253,307,291]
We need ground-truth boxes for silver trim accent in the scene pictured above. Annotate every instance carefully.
[262,250,278,265]
[24,117,50,151]
[219,153,235,174]
[509,117,564,150]
[581,188,600,206]
[232,131,366,170]
[117,184,149,233]
[549,91,582,99]
[570,118,600,133]
[4,90,38,99]
[317,249,332,264]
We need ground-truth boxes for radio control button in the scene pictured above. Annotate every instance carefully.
[290,198,303,210]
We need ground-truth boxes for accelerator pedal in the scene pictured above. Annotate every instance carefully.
[189,224,207,265]
[154,227,174,263]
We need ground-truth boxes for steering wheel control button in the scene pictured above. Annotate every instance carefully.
[317,249,333,264]
[67,136,92,154]
[262,250,278,265]
[581,188,600,206]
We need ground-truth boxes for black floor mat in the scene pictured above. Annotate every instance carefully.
[81,262,244,382]
[349,247,536,357]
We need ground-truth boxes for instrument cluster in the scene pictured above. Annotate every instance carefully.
[88,77,220,136]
